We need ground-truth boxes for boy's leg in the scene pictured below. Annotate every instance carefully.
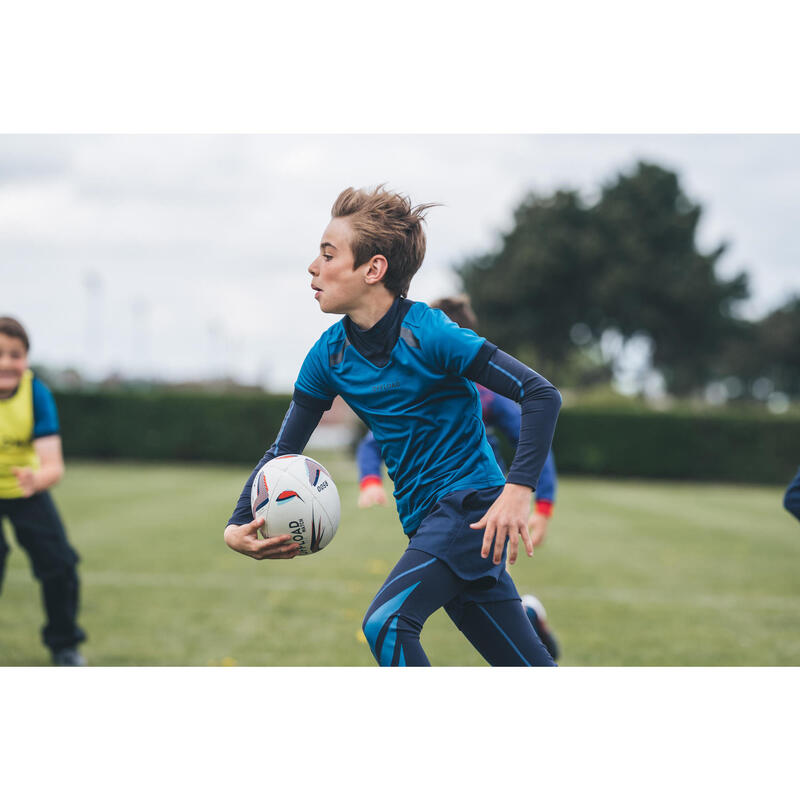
[362,548,465,666]
[7,493,86,653]
[445,573,557,667]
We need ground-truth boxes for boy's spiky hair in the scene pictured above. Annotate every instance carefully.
[331,185,439,297]
[0,316,29,351]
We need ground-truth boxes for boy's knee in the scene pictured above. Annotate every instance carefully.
[362,608,421,663]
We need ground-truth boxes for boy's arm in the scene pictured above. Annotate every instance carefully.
[14,377,64,496]
[490,389,558,545]
[466,346,562,564]
[224,390,331,559]
[13,435,65,497]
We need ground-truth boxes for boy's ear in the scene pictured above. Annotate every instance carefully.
[364,255,388,286]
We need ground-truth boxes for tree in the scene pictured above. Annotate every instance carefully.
[718,296,800,397]
[458,162,750,395]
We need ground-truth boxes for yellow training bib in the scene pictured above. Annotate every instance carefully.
[0,369,39,499]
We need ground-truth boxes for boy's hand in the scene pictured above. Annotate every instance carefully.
[11,467,37,497]
[470,483,534,566]
[224,518,300,560]
[527,511,550,548]
[358,483,387,508]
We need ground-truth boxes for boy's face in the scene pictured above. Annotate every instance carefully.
[0,333,28,397]
[308,217,371,315]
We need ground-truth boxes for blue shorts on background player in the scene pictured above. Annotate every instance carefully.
[224,186,562,666]
[784,466,800,523]
[0,317,87,666]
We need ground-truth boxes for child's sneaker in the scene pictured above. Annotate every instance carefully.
[52,647,87,666]
[521,594,560,661]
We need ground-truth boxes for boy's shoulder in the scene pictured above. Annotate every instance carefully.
[309,317,348,356]
[301,317,348,376]
[400,300,433,330]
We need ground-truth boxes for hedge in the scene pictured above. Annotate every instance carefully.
[54,391,799,484]
[550,407,798,484]
[55,391,292,465]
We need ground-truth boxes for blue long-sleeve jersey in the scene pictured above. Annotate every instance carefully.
[229,298,561,534]
[358,388,558,505]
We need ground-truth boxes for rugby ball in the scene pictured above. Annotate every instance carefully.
[250,454,340,555]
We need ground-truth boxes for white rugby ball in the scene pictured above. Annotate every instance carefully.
[250,454,340,556]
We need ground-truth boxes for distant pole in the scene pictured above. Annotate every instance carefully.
[84,270,104,379]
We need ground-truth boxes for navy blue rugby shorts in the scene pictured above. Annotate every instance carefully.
[406,485,520,604]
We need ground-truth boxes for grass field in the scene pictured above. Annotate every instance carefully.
[1,451,799,666]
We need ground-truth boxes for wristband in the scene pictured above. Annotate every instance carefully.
[535,499,554,518]
[360,475,383,490]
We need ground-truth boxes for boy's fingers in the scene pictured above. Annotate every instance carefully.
[507,530,519,565]
[520,523,534,557]
[469,513,488,531]
[481,521,495,558]
[493,525,507,564]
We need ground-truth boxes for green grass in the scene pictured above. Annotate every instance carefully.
[1,452,798,665]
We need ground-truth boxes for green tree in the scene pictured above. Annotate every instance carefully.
[458,161,750,395]
[718,296,800,397]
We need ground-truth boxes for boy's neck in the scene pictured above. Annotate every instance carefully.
[347,291,397,331]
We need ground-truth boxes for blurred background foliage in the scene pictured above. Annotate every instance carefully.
[458,161,798,404]
[32,159,800,483]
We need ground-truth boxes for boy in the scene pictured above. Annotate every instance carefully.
[357,294,558,549]
[355,294,561,659]
[0,316,87,666]
[224,187,561,666]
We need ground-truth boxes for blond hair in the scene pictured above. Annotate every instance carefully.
[331,185,438,297]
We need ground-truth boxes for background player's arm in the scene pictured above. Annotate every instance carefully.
[467,347,561,564]
[528,450,558,547]
[356,432,387,508]
[13,434,64,497]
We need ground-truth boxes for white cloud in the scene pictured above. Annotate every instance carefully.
[3,134,799,388]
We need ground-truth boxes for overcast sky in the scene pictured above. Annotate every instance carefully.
[2,134,798,390]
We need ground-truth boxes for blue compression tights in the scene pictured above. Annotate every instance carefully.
[362,548,556,667]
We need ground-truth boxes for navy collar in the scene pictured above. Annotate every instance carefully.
[343,297,414,367]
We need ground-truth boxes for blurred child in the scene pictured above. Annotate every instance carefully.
[0,317,86,666]
[784,466,800,523]
[224,186,561,666]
